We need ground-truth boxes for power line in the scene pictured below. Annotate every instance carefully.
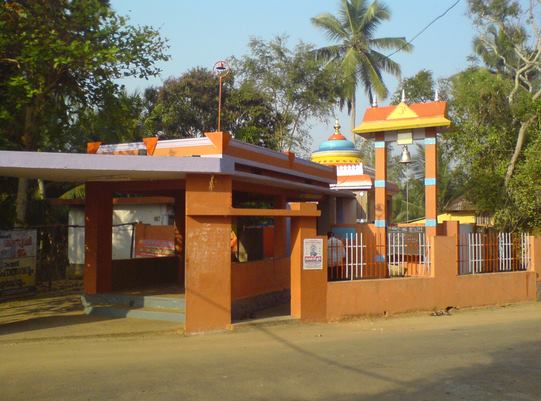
[386,0,462,59]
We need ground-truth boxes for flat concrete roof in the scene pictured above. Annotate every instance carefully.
[0,151,233,182]
[0,150,353,198]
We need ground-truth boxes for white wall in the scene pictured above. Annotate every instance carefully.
[68,203,173,264]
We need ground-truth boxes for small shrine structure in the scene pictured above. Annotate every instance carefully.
[353,99,451,240]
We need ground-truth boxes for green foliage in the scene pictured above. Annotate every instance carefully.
[0,0,169,150]
[0,177,16,229]
[144,67,279,148]
[145,68,219,138]
[391,70,439,104]
[446,67,541,231]
[0,0,169,224]
[392,178,424,223]
[233,36,341,153]
[356,139,374,166]
[311,0,412,128]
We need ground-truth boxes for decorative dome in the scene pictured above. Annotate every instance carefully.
[311,120,362,166]
[318,121,356,152]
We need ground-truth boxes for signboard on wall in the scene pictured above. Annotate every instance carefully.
[135,239,176,257]
[303,238,323,270]
[0,230,37,296]
[134,224,177,258]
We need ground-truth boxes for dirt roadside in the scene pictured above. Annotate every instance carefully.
[0,286,183,343]
[1,301,540,401]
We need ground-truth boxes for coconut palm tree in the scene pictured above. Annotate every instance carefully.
[312,0,412,130]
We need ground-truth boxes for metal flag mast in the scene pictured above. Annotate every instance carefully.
[213,60,230,132]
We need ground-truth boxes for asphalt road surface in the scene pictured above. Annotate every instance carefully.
[1,301,540,401]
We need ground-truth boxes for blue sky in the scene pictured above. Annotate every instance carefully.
[111,0,475,150]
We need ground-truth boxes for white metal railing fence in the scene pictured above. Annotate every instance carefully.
[328,232,431,281]
[344,233,364,280]
[459,232,530,275]
[387,232,431,277]
[328,233,365,281]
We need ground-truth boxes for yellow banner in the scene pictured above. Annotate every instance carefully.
[0,257,36,294]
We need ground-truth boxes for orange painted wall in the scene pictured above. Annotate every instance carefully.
[262,226,274,259]
[231,257,290,301]
[326,236,537,320]
[184,174,232,334]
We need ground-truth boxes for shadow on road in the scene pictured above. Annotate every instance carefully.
[0,291,118,336]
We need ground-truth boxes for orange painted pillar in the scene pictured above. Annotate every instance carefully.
[185,174,232,334]
[290,203,327,322]
[174,192,186,287]
[273,195,287,258]
[530,236,541,280]
[84,182,113,294]
[374,132,387,264]
[425,128,438,237]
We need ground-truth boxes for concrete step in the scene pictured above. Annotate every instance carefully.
[82,293,184,310]
[86,305,185,323]
[232,315,299,330]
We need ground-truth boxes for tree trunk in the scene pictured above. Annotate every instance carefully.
[37,178,46,199]
[504,116,535,188]
[14,103,36,226]
[350,93,356,145]
[15,178,28,227]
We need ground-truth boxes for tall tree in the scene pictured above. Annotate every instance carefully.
[446,67,540,231]
[144,67,279,148]
[67,89,147,152]
[234,36,341,154]
[468,0,541,188]
[391,69,445,105]
[0,0,169,225]
[311,0,412,130]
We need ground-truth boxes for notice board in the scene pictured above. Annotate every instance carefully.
[0,230,37,296]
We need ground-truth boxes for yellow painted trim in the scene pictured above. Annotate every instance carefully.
[311,155,361,165]
[401,212,477,226]
[386,102,418,120]
[353,116,451,135]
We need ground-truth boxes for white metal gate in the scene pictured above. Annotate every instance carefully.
[387,232,431,277]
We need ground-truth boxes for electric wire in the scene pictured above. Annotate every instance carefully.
[385,0,462,59]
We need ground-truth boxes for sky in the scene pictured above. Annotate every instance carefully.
[110,0,476,151]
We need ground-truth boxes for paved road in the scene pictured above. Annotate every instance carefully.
[1,302,541,401]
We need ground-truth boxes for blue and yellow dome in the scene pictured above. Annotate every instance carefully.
[311,120,362,166]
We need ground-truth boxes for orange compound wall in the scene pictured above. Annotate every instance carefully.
[231,257,290,301]
[262,226,274,259]
[326,236,537,321]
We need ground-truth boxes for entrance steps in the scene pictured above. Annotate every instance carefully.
[81,293,185,323]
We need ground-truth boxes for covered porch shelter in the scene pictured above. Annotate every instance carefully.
[0,132,348,334]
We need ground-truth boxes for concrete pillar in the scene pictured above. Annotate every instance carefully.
[374,132,387,263]
[425,128,438,237]
[84,182,113,294]
[174,192,185,287]
[273,195,287,258]
[529,236,541,279]
[290,203,327,322]
[185,174,232,334]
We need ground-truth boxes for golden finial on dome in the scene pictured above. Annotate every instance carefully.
[334,119,341,134]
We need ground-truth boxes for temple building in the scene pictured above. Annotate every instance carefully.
[0,97,537,335]
[311,120,396,225]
